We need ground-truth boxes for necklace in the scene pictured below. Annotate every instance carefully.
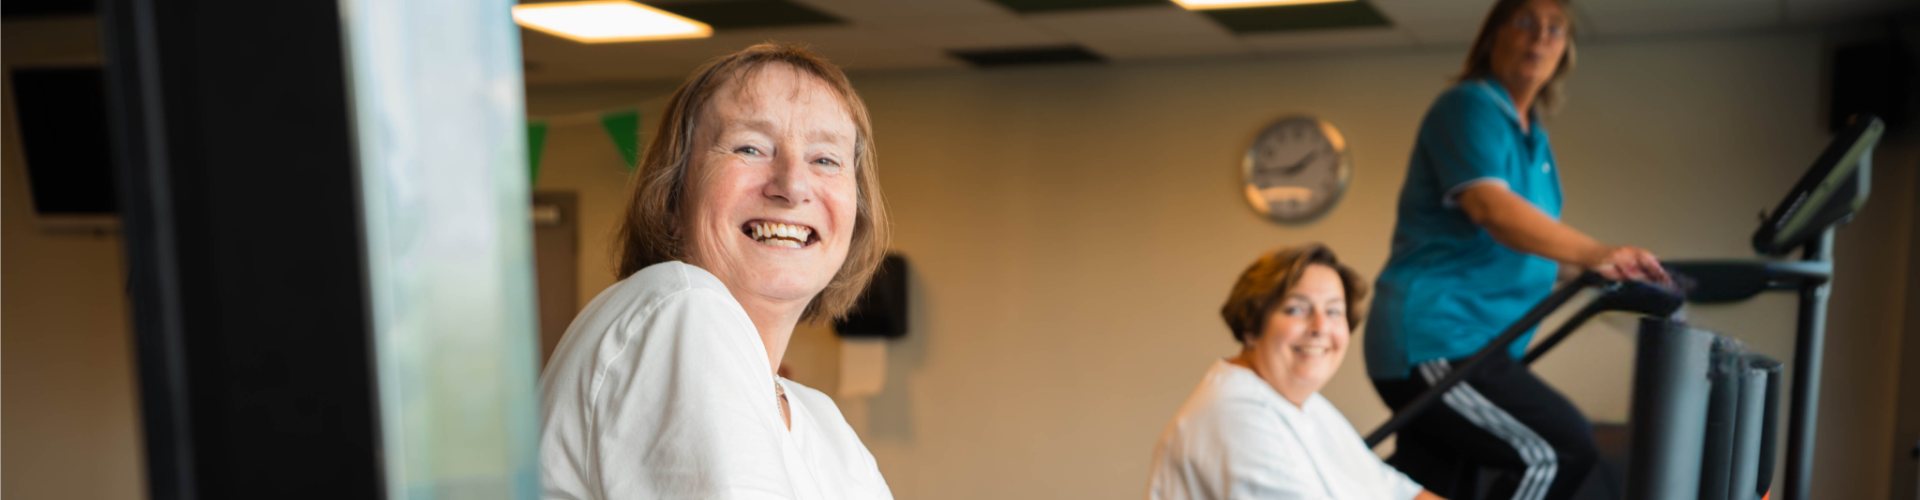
[774,377,788,412]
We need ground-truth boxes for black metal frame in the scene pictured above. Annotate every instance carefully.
[1363,273,1600,447]
[1363,273,1682,448]
[1780,229,1834,500]
[99,0,386,498]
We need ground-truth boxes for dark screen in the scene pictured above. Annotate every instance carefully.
[11,67,116,215]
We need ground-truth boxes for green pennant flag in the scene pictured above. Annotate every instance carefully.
[601,108,642,171]
[527,119,549,184]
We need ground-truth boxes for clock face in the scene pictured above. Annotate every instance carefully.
[1242,116,1351,223]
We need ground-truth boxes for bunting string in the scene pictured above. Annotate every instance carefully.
[526,104,645,184]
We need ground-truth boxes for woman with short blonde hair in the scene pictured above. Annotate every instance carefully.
[540,43,892,500]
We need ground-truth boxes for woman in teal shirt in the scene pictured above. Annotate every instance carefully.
[1364,1,1669,499]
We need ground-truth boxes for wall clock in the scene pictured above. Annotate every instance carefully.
[1242,116,1351,224]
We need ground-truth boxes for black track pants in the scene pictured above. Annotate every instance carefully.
[1372,353,1598,500]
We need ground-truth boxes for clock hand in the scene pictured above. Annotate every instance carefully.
[1280,150,1319,176]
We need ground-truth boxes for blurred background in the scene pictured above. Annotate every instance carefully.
[4,0,1919,499]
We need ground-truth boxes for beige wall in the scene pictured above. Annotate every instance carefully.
[1885,134,1920,500]
[531,31,1914,499]
[1,17,147,500]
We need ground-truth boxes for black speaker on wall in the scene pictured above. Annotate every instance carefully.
[835,253,908,339]
[1830,41,1915,133]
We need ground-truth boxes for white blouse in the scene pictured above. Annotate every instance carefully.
[1148,360,1425,500]
[539,261,892,500]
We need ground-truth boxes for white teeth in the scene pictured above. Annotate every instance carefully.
[747,221,813,248]
[1296,346,1329,356]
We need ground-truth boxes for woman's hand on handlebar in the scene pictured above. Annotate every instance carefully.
[1583,245,1670,285]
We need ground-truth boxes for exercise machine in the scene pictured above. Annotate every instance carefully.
[1364,114,1886,500]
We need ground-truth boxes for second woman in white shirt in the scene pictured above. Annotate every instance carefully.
[1148,244,1442,500]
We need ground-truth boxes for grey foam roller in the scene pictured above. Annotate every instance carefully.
[1730,355,1783,500]
[1626,318,1714,500]
[1700,339,1746,500]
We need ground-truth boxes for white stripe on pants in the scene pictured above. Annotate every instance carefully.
[1417,359,1559,500]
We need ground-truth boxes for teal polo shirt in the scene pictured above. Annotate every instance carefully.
[1364,79,1564,380]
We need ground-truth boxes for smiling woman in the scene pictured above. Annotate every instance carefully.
[1147,244,1442,500]
[538,43,892,500]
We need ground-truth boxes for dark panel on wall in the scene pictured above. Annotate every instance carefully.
[1829,41,1914,132]
[2,0,94,19]
[8,67,117,215]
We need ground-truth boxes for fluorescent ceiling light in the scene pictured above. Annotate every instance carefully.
[1172,0,1352,10]
[512,0,712,43]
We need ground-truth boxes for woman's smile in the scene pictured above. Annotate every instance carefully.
[741,219,820,249]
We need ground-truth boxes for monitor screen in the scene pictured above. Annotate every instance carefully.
[1752,114,1883,255]
[10,66,116,216]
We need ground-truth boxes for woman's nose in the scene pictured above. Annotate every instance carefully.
[764,150,812,206]
[1307,311,1329,336]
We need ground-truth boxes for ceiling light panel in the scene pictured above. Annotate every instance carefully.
[512,0,712,43]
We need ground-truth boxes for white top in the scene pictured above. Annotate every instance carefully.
[540,261,893,500]
[1147,360,1425,500]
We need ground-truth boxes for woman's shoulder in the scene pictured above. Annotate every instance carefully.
[1170,362,1292,429]
[578,262,737,320]
[1426,79,1507,117]
[550,262,753,379]
[610,261,730,300]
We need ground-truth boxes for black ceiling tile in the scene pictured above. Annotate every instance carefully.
[949,45,1106,68]
[1201,1,1391,34]
[986,0,1171,14]
[652,0,843,30]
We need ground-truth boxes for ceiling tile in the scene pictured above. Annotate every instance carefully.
[1786,0,1914,26]
[652,0,845,30]
[725,26,966,69]
[1579,2,1782,38]
[1200,1,1392,34]
[522,24,959,84]
[794,0,1018,23]
[1237,26,1415,53]
[1076,33,1250,60]
[873,16,1072,49]
[1367,0,1493,45]
[1027,5,1233,40]
[987,0,1170,14]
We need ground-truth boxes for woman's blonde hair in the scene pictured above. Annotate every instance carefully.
[1457,0,1579,116]
[1220,243,1368,344]
[613,42,890,322]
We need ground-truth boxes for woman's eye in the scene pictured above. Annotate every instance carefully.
[814,158,841,167]
[1283,306,1305,316]
[735,146,763,155]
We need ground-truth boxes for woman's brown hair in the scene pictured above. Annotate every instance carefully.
[613,42,890,322]
[1457,0,1578,116]
[1220,243,1368,344]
